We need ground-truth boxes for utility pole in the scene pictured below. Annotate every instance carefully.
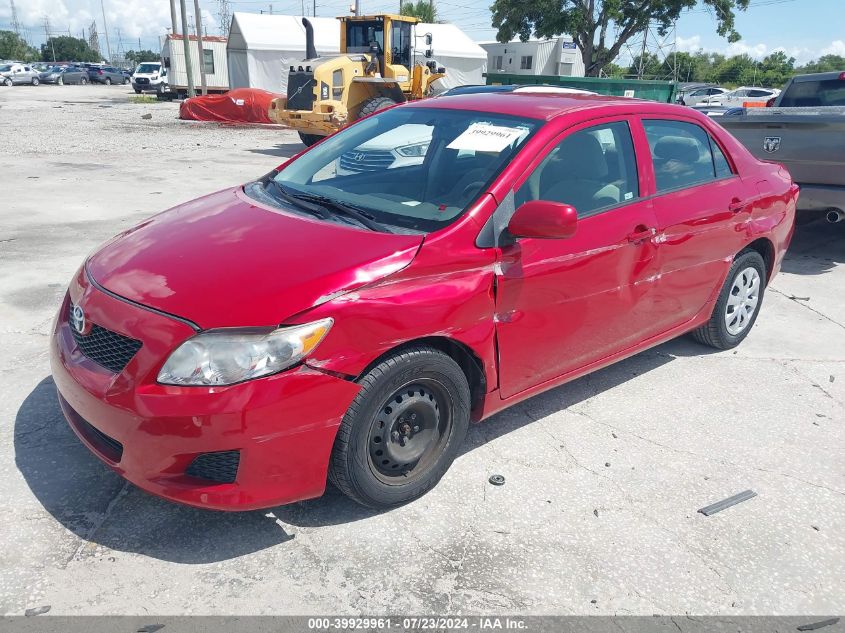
[43,16,56,62]
[193,0,208,94]
[100,0,112,61]
[269,3,273,13]
[179,0,196,97]
[169,0,179,41]
[313,0,316,17]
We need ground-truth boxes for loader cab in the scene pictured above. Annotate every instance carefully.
[341,15,417,79]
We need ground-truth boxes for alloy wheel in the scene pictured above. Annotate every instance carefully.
[725,266,760,335]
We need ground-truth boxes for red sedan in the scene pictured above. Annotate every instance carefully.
[51,91,798,510]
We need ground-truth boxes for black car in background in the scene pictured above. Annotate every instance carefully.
[88,66,129,85]
[39,65,89,85]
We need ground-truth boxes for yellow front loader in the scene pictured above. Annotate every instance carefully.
[269,14,446,146]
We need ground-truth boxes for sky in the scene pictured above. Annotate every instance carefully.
[0,0,841,66]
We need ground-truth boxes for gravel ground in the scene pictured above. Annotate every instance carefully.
[1,84,844,616]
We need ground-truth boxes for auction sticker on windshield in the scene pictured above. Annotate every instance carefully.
[447,123,527,153]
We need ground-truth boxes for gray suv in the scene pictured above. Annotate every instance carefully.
[88,66,129,85]
[0,63,40,86]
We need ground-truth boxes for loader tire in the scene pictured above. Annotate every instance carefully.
[298,132,323,147]
[358,96,397,119]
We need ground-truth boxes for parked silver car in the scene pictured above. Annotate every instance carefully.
[676,85,728,106]
[0,63,40,86]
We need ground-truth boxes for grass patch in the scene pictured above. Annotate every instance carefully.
[128,95,157,104]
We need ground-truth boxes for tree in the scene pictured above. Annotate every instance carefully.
[0,30,39,61]
[757,51,794,88]
[490,0,750,77]
[41,36,100,63]
[126,49,160,65]
[798,54,845,74]
[627,52,662,78]
[400,0,438,22]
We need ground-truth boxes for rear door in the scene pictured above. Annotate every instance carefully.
[494,116,663,399]
[637,116,752,330]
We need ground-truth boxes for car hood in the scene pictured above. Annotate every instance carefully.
[86,187,424,329]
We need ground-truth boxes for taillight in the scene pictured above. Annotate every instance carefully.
[97,69,103,74]
[839,71,845,80]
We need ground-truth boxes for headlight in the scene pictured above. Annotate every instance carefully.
[157,318,333,386]
[396,142,429,157]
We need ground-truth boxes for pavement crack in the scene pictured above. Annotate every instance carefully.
[65,481,129,566]
[769,287,845,330]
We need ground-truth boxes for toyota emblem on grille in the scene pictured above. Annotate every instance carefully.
[70,304,86,334]
[352,152,365,162]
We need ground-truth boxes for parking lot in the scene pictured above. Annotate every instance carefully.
[1,84,843,615]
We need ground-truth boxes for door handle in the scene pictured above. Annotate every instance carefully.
[729,198,747,213]
[627,225,656,244]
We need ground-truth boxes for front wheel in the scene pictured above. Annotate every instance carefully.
[124,77,130,84]
[57,76,63,86]
[298,132,323,147]
[357,96,397,119]
[104,77,112,85]
[3,77,11,86]
[329,346,470,508]
[134,88,141,94]
[80,77,87,85]
[31,77,39,86]
[691,249,767,350]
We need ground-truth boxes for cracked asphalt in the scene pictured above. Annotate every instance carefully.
[1,85,843,615]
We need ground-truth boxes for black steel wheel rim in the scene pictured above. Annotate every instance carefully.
[367,379,453,485]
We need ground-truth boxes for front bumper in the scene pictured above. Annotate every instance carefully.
[50,267,360,511]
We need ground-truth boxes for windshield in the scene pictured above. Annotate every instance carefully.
[256,107,539,233]
[136,63,160,74]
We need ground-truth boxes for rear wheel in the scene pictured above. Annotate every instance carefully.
[124,77,130,84]
[329,346,470,508]
[31,77,39,86]
[298,132,323,147]
[357,96,397,119]
[80,77,87,85]
[105,77,112,85]
[3,77,11,86]
[57,76,64,86]
[691,249,767,350]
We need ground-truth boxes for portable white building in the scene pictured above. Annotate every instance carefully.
[227,12,487,95]
[480,37,585,77]
[161,34,230,94]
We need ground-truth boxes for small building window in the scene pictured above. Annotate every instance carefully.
[520,55,533,70]
[203,49,215,74]
[494,55,503,70]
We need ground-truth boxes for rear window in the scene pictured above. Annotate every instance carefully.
[779,79,845,107]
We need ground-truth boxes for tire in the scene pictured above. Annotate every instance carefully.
[3,77,11,87]
[57,76,63,86]
[691,249,767,350]
[358,96,397,119]
[134,88,141,94]
[105,77,112,85]
[329,346,471,509]
[124,77,130,84]
[298,132,323,147]
[31,77,39,86]
[80,77,87,85]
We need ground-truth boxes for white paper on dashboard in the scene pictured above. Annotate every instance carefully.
[447,123,525,153]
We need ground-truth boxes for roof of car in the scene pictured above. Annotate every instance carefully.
[408,89,682,121]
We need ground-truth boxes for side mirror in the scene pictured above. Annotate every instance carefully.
[507,200,577,239]
[424,49,433,58]
[425,33,433,46]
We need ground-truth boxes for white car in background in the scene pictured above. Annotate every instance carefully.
[336,124,433,175]
[677,85,728,106]
[697,86,781,108]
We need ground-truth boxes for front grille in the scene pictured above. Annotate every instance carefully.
[68,303,142,373]
[186,451,241,484]
[135,77,149,85]
[339,149,395,172]
[286,70,315,111]
[60,396,124,462]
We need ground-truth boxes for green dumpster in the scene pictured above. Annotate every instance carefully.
[485,73,677,103]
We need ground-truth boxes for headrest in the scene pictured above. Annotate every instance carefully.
[653,137,700,163]
[558,133,607,179]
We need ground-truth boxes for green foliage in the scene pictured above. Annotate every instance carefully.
[489,0,750,76]
[0,30,39,61]
[799,54,845,74]
[41,36,100,63]
[126,50,160,65]
[400,0,438,23]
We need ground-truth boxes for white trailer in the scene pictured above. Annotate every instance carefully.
[480,37,585,77]
[160,34,230,98]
